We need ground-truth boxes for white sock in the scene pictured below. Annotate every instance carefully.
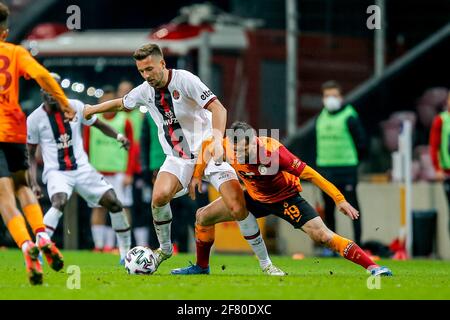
[133,226,149,247]
[237,212,272,269]
[91,224,105,249]
[43,207,63,238]
[109,211,131,259]
[152,203,173,254]
[104,226,116,249]
[21,240,32,253]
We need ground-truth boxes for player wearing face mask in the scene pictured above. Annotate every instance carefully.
[314,80,367,248]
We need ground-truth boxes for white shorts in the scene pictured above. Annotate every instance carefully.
[104,173,133,207]
[46,164,113,208]
[158,155,238,197]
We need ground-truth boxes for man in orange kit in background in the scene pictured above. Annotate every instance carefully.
[0,3,74,285]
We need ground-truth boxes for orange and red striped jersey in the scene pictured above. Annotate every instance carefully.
[0,42,69,143]
[194,136,346,204]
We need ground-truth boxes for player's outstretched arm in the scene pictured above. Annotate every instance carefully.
[83,98,124,120]
[299,165,359,220]
[92,118,130,150]
[17,46,75,120]
[26,144,43,199]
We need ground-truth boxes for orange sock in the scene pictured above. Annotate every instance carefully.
[195,224,215,242]
[7,214,32,248]
[328,234,352,256]
[195,224,215,268]
[23,203,46,235]
[328,234,377,269]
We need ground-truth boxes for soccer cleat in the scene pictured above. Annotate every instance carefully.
[370,266,393,276]
[23,242,43,285]
[263,264,287,276]
[171,262,210,275]
[153,247,173,269]
[36,234,64,271]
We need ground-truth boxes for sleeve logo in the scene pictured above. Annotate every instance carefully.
[200,90,213,100]
[291,158,301,169]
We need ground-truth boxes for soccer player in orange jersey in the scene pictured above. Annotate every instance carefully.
[0,3,75,285]
[172,121,393,276]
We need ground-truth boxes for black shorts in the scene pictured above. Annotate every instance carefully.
[244,191,318,229]
[0,142,29,178]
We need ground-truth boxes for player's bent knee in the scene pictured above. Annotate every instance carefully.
[226,200,247,221]
[104,197,123,213]
[109,201,123,213]
[152,192,172,208]
[52,197,67,212]
[51,193,68,210]
[195,209,210,226]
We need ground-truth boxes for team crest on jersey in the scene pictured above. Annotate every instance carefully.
[57,133,73,149]
[172,90,180,100]
[164,110,175,119]
[258,165,268,175]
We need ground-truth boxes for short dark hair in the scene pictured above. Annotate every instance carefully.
[0,2,9,30]
[321,80,342,94]
[227,121,256,144]
[102,85,116,95]
[133,43,164,61]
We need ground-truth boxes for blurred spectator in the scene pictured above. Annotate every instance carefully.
[429,90,450,237]
[84,85,135,252]
[380,111,417,153]
[314,80,367,246]
[117,80,134,98]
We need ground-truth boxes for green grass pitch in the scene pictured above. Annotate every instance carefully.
[0,249,449,300]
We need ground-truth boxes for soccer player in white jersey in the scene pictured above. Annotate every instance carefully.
[84,44,284,275]
[27,73,132,263]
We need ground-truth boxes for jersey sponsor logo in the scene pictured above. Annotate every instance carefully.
[172,90,180,100]
[200,89,213,101]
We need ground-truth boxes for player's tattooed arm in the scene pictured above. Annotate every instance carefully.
[26,143,43,199]
[83,98,125,120]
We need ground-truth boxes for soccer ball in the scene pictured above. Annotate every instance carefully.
[124,246,157,275]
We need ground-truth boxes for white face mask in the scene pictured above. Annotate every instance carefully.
[323,96,342,112]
